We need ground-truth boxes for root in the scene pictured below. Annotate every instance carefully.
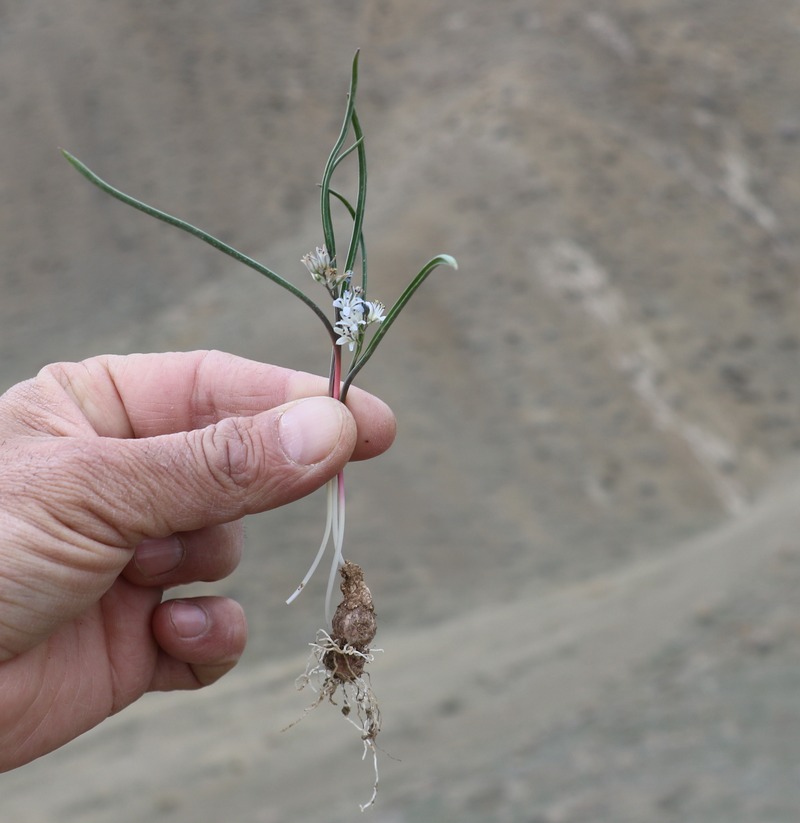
[290,631,382,731]
[284,630,382,810]
[283,562,382,809]
[359,739,380,811]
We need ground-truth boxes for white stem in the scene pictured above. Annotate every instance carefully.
[286,480,335,605]
[334,476,346,570]
[324,473,346,623]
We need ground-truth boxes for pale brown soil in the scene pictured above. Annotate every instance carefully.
[2,1,800,820]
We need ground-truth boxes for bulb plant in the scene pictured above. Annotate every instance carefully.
[62,51,456,809]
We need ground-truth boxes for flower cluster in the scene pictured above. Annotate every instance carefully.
[333,288,386,351]
[302,246,386,351]
[301,245,348,292]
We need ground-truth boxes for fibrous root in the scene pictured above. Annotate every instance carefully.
[287,561,382,810]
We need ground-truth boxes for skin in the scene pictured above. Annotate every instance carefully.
[0,349,396,772]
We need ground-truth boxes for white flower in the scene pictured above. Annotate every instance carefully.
[331,288,385,350]
[333,288,367,350]
[329,267,350,289]
[334,325,360,351]
[301,245,333,284]
[332,287,364,317]
[363,299,386,325]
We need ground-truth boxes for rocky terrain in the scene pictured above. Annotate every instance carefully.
[2,1,800,820]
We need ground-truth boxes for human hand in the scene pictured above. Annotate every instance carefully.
[0,350,395,771]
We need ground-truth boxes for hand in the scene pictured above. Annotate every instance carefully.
[0,350,395,771]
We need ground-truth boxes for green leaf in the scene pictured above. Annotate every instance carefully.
[320,50,360,264]
[341,253,459,399]
[343,107,367,280]
[61,149,337,340]
[327,186,368,293]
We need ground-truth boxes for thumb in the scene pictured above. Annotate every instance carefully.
[109,395,357,539]
[0,397,355,658]
[21,395,356,553]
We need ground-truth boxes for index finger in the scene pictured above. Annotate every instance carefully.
[40,350,396,461]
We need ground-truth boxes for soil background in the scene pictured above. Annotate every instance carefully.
[2,1,800,821]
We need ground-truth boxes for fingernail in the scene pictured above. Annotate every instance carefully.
[278,397,345,465]
[134,536,185,578]
[169,601,209,638]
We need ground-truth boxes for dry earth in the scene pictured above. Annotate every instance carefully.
[2,1,800,821]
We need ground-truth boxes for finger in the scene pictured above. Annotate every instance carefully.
[148,596,247,690]
[123,521,244,588]
[0,395,354,656]
[44,395,356,545]
[288,371,396,461]
[36,350,396,459]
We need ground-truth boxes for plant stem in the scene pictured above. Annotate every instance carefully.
[331,345,342,402]
[325,470,347,624]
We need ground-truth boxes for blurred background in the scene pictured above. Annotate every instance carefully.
[3,1,800,820]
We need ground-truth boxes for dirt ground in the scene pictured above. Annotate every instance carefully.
[2,1,800,820]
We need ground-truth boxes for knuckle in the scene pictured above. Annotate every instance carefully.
[199,417,262,492]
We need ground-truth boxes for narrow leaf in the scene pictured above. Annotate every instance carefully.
[320,50,360,263]
[61,149,336,340]
[341,254,458,398]
[343,107,367,279]
[327,186,367,291]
